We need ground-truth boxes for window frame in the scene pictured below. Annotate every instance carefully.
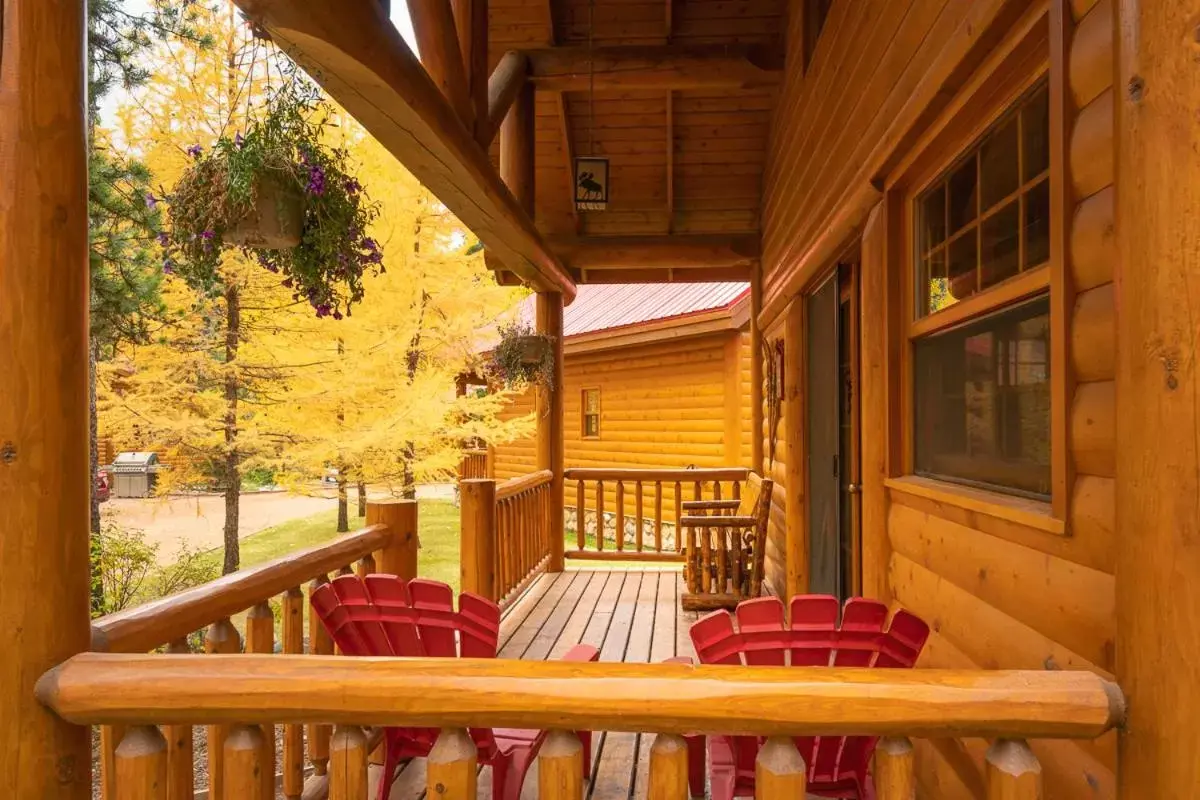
[883,5,1068,522]
[581,387,601,440]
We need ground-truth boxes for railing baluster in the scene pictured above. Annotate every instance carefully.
[337,564,354,577]
[224,724,267,800]
[875,736,915,800]
[281,588,305,800]
[654,481,664,552]
[163,640,193,800]
[716,517,727,595]
[596,480,605,552]
[245,603,276,798]
[329,725,369,800]
[308,576,333,777]
[754,736,807,799]
[635,480,644,552]
[576,478,586,551]
[100,722,127,800]
[115,725,168,800]
[986,738,1042,800]
[700,514,713,593]
[714,481,723,501]
[733,480,741,501]
[539,730,584,800]
[205,617,240,800]
[427,727,478,800]
[693,480,703,504]
[674,481,682,549]
[647,733,689,800]
[615,480,625,551]
[356,552,376,578]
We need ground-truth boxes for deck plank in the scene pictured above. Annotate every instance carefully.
[524,571,599,662]
[497,570,566,651]
[547,570,610,661]
[633,573,682,800]
[499,571,582,658]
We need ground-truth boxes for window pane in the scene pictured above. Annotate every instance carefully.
[584,415,599,437]
[947,231,978,301]
[919,185,947,253]
[913,297,1051,497]
[922,250,952,315]
[1024,178,1051,268]
[981,200,1021,289]
[1022,86,1050,181]
[980,115,1020,210]
[948,158,978,233]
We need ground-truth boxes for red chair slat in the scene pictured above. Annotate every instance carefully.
[409,579,460,657]
[786,595,840,667]
[735,597,788,666]
[690,610,744,665]
[362,575,424,656]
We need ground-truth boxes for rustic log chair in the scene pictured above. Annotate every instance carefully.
[311,574,600,800]
[679,473,774,611]
[689,595,931,799]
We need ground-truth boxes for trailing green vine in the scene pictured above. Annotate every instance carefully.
[487,322,556,390]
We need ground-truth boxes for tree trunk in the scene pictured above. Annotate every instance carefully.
[399,209,427,502]
[89,342,105,614]
[337,477,350,533]
[357,480,367,517]
[222,286,241,575]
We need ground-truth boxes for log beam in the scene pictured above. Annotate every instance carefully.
[524,44,783,91]
[450,0,488,143]
[574,266,754,284]
[480,51,528,148]
[407,0,475,127]
[549,235,760,271]
[0,1,92,797]
[232,0,576,300]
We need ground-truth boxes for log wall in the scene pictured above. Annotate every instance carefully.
[759,1,1118,797]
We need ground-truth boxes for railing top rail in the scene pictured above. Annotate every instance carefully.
[494,469,553,500]
[461,448,489,457]
[90,524,393,654]
[39,654,1124,740]
[564,467,752,482]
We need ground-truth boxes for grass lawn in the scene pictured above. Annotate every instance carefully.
[227,499,463,592]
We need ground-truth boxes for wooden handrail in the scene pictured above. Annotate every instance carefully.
[495,469,553,500]
[39,654,1124,739]
[91,525,392,654]
[564,467,751,482]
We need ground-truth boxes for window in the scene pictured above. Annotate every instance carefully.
[582,388,600,438]
[913,297,1051,497]
[916,82,1050,318]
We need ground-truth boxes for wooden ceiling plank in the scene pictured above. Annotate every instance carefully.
[550,234,760,270]
[524,44,782,91]
[235,0,576,299]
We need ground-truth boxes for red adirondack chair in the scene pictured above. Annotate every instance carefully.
[689,595,930,800]
[311,575,600,800]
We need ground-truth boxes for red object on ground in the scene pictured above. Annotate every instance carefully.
[95,470,111,503]
[689,595,930,800]
[311,575,600,800]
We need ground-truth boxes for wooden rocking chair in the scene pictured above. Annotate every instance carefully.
[679,473,774,611]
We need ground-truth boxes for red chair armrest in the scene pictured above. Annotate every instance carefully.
[663,656,693,666]
[560,643,601,663]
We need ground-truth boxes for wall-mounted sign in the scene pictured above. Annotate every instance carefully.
[574,157,609,212]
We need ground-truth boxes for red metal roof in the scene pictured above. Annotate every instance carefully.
[518,282,750,338]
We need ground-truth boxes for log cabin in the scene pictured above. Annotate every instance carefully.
[2,0,1197,799]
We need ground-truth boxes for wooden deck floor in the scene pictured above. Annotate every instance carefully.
[379,568,702,800]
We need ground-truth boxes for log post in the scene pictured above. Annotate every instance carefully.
[460,479,497,600]
[750,262,764,471]
[1114,1,1200,794]
[647,733,690,800]
[538,293,566,571]
[874,736,915,800]
[0,1,92,797]
[328,725,369,800]
[244,603,276,798]
[163,640,193,800]
[367,499,419,580]
[984,739,1041,800]
[281,588,305,800]
[500,77,536,216]
[307,576,333,777]
[754,736,806,799]
[224,725,268,800]
[538,730,584,800]
[782,299,807,596]
[427,727,478,800]
[483,51,528,147]
[406,0,474,127]
[114,726,169,800]
[205,617,240,799]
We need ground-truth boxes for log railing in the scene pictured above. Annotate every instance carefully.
[562,467,751,562]
[41,655,1125,799]
[460,471,553,607]
[458,447,491,480]
[87,500,419,800]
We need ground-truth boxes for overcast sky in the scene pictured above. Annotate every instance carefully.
[98,0,419,126]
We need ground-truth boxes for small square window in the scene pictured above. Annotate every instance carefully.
[582,388,600,438]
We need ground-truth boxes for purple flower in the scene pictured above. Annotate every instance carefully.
[186,144,203,158]
[157,232,169,247]
[282,277,293,289]
[234,132,244,148]
[162,259,175,274]
[144,193,158,210]
[344,178,361,195]
[306,164,326,196]
[315,303,332,318]
[332,310,344,321]
[200,230,214,240]
[362,237,378,252]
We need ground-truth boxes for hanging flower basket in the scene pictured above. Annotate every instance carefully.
[488,323,556,390]
[225,176,305,249]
